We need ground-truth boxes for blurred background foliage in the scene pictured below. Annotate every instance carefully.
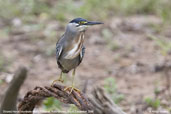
[0,0,171,47]
[0,0,171,113]
[104,77,125,104]
[0,0,171,23]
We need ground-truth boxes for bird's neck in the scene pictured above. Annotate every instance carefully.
[74,32,85,43]
[65,30,84,40]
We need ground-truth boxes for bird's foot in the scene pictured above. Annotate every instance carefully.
[58,78,64,83]
[51,79,64,86]
[64,86,80,94]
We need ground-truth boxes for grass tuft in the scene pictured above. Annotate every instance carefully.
[104,77,124,104]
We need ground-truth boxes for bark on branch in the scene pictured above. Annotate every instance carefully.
[18,84,126,114]
[0,67,27,114]
[18,84,93,114]
[89,87,126,114]
[1,67,126,114]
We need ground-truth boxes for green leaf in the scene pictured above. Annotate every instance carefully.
[43,97,61,111]
[144,97,160,109]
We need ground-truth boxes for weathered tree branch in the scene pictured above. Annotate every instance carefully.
[0,67,27,114]
[18,84,93,114]
[89,87,126,114]
[18,83,126,114]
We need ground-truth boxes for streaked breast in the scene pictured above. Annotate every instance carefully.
[64,33,84,59]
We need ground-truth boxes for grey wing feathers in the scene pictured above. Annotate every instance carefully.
[56,43,63,60]
[79,46,85,63]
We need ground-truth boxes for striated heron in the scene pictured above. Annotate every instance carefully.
[53,18,103,93]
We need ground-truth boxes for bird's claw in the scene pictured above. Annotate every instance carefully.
[51,79,64,86]
[64,86,80,94]
[58,79,64,83]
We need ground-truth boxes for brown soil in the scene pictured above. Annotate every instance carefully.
[0,15,171,114]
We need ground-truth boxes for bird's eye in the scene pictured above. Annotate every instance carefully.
[79,21,87,25]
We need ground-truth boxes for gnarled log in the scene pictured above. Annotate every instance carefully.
[89,87,126,114]
[18,84,93,114]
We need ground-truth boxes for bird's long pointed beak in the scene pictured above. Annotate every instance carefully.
[85,21,103,25]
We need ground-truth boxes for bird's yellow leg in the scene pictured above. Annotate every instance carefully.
[51,72,64,86]
[58,71,64,82]
[64,69,80,94]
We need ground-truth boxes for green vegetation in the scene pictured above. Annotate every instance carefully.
[0,53,12,72]
[0,55,6,72]
[68,104,79,114]
[43,97,61,111]
[0,0,170,47]
[148,35,171,56]
[104,77,124,104]
[102,28,120,51]
[0,0,171,24]
[154,87,161,96]
[0,79,3,85]
[144,97,160,109]
[43,97,79,112]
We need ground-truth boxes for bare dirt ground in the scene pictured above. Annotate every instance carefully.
[0,15,171,113]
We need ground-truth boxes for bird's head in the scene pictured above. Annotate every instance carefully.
[66,18,103,33]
